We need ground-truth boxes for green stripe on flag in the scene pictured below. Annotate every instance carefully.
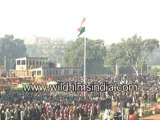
[78,27,85,37]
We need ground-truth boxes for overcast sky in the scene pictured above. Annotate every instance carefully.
[0,0,160,44]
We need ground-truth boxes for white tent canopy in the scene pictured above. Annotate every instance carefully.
[47,81,57,85]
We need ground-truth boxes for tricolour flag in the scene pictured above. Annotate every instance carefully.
[77,17,85,37]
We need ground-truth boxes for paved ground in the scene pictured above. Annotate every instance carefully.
[139,114,160,120]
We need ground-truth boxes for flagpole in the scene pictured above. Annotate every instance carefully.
[84,37,86,98]
[77,17,86,98]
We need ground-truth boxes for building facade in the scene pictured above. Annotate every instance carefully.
[10,57,48,77]
[9,57,82,78]
[31,66,82,77]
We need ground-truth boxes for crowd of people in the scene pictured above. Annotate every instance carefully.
[0,74,159,120]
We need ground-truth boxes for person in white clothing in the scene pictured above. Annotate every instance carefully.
[5,108,11,120]
[20,108,25,120]
[103,109,110,120]
[139,107,142,117]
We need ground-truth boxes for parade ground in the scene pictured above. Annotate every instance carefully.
[140,114,160,120]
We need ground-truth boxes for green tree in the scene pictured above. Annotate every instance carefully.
[0,35,26,65]
[64,38,84,67]
[63,38,106,73]
[148,48,160,65]
[105,34,159,75]
[105,43,126,74]
[26,38,65,65]
[121,34,159,75]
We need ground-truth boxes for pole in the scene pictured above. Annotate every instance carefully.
[147,64,149,74]
[115,60,118,76]
[121,108,124,120]
[4,56,7,71]
[84,37,86,98]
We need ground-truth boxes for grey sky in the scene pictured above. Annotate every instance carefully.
[0,0,160,44]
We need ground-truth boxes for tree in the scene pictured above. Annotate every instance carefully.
[0,35,26,66]
[105,34,159,75]
[105,43,126,74]
[63,38,106,73]
[142,39,159,64]
[148,48,160,65]
[26,38,65,64]
[12,39,27,58]
[26,44,40,57]
[121,34,159,75]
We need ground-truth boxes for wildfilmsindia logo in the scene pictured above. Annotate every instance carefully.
[23,82,138,92]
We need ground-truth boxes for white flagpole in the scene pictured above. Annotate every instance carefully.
[84,37,86,98]
[116,60,118,76]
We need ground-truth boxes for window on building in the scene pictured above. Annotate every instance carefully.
[22,60,25,65]
[29,60,32,65]
[43,70,45,76]
[50,70,52,75]
[37,71,41,75]
[32,71,36,77]
[17,60,20,65]
[39,61,42,65]
[36,60,39,65]
[47,70,49,76]
[56,70,58,75]
[59,70,62,75]
[52,70,55,75]
[65,69,68,74]
[33,60,35,65]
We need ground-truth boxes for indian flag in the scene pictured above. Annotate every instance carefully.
[77,17,85,37]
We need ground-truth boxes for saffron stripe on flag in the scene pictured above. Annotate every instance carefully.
[77,17,85,32]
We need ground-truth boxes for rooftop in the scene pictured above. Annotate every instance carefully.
[16,57,48,60]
